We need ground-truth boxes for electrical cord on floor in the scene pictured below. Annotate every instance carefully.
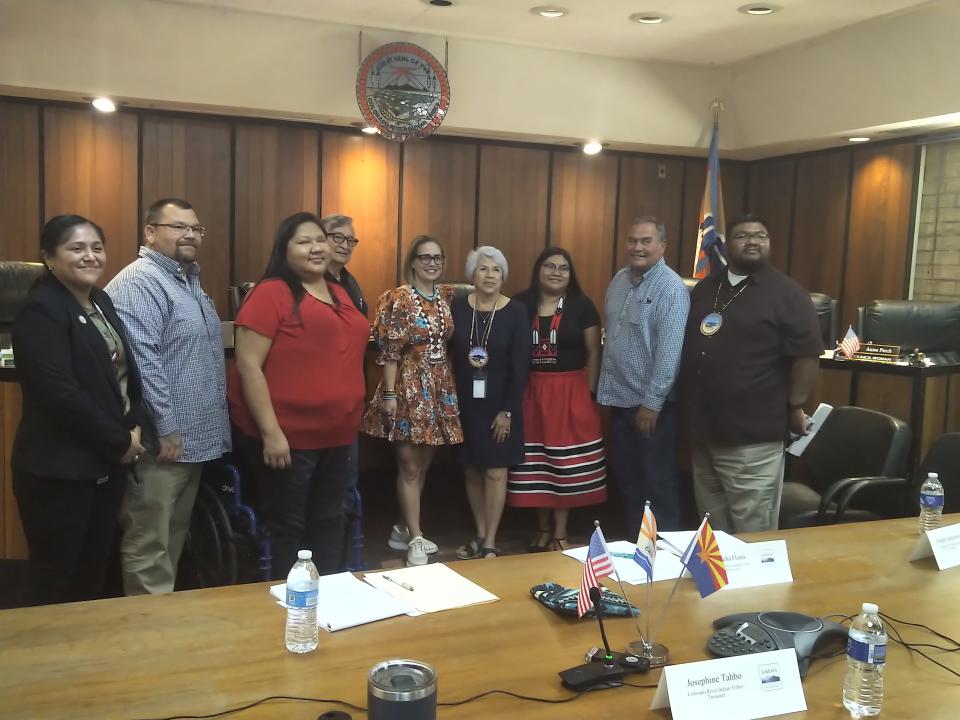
[130,677,661,720]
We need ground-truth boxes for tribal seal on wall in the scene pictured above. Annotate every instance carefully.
[356,42,450,142]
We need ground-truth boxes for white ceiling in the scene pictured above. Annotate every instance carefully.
[162,0,934,65]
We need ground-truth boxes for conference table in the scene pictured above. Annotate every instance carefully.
[1,516,958,719]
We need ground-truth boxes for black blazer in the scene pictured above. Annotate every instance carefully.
[12,277,145,481]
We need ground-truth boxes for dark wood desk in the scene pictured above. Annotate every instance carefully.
[1,516,958,719]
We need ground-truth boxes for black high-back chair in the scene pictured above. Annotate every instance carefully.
[0,261,45,343]
[779,406,912,528]
[857,300,960,352]
[812,432,960,524]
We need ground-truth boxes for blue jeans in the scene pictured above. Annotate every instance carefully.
[609,402,681,535]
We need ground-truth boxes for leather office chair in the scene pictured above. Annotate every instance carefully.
[779,406,912,529]
[0,261,45,341]
[814,432,960,524]
[856,300,960,352]
[808,292,838,350]
[448,281,474,300]
[228,282,256,319]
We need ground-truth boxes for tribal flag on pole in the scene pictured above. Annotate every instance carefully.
[839,324,861,359]
[680,516,729,598]
[692,120,727,279]
[577,527,614,618]
[633,502,657,580]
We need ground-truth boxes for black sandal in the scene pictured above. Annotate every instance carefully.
[552,538,570,552]
[527,530,553,553]
[456,537,483,560]
[480,547,502,559]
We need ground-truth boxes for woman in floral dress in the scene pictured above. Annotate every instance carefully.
[362,235,462,566]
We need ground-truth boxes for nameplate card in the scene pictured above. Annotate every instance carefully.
[850,342,900,363]
[909,522,960,570]
[650,649,806,720]
[723,540,794,590]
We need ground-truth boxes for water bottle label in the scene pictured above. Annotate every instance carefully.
[847,637,886,665]
[287,588,318,608]
[920,493,944,509]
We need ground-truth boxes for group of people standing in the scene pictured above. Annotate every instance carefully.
[12,200,823,604]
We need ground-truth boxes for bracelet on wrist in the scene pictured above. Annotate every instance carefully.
[382,391,397,400]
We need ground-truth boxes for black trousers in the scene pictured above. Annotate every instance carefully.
[13,469,125,605]
[235,435,349,579]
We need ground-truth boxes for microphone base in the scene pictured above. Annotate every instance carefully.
[558,662,625,692]
[585,648,651,673]
[626,640,670,668]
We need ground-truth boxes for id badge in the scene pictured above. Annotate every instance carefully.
[472,372,487,399]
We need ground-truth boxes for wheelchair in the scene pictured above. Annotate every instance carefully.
[177,458,366,590]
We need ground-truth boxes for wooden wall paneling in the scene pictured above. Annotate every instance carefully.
[548,151,619,308]
[400,140,477,284]
[746,158,796,271]
[811,367,852,412]
[1,382,27,559]
[320,131,400,308]
[141,116,232,316]
[43,108,139,282]
[920,376,949,462]
[0,102,41,261]
[948,375,960,433]
[679,159,746,278]
[617,156,684,272]
[789,151,851,302]
[842,142,917,324]
[857,374,912,429]
[233,124,319,284]
[477,145,550,297]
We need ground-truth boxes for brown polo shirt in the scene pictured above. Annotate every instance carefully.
[679,266,824,445]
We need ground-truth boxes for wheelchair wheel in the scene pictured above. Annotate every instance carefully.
[178,481,238,589]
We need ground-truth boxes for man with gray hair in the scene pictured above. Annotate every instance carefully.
[597,216,689,535]
[321,214,366,316]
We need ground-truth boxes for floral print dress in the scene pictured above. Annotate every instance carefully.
[361,284,463,445]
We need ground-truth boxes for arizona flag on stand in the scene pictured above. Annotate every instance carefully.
[839,325,862,359]
[692,119,727,279]
[577,527,614,618]
[680,515,729,598]
[633,501,657,580]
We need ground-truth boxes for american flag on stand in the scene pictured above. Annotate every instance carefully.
[839,325,861,359]
[577,527,614,618]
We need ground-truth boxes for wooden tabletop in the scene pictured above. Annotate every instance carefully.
[1,516,958,719]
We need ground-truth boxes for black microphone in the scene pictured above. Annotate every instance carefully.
[589,586,615,664]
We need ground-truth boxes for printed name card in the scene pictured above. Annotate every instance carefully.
[723,540,794,590]
[909,522,960,570]
[650,649,806,720]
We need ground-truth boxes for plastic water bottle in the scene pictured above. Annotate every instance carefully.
[285,549,319,653]
[842,602,886,718]
[919,472,945,534]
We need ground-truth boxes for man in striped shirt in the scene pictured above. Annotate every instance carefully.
[106,198,231,595]
[597,216,690,535]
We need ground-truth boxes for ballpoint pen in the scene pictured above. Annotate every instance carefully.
[383,574,415,592]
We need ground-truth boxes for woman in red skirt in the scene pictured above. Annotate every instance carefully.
[509,247,607,551]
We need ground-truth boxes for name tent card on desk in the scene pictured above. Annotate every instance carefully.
[909,523,960,570]
[723,540,794,590]
[650,649,806,720]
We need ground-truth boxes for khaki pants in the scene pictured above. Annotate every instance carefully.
[120,453,203,595]
[692,440,785,534]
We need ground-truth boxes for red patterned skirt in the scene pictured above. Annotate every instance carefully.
[507,369,607,509]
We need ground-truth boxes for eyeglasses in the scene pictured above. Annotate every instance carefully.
[415,254,444,266]
[328,232,360,248]
[731,231,770,242]
[151,223,206,238]
[542,262,571,275]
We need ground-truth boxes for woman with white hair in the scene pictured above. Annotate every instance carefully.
[450,246,529,559]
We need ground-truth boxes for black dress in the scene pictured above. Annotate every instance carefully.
[450,295,529,468]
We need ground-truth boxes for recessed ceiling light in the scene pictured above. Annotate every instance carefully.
[361,125,380,135]
[738,4,780,16]
[91,97,116,113]
[630,13,666,25]
[583,141,603,155]
[428,0,453,6]
[530,6,567,18]
[848,137,871,143]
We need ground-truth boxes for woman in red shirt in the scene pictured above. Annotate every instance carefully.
[228,212,370,577]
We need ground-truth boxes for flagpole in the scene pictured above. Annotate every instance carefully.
[649,513,710,644]
[593,520,648,647]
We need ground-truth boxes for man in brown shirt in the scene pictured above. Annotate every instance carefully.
[679,214,823,532]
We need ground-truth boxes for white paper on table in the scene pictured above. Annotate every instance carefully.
[269,572,417,631]
[363,563,499,614]
[787,402,833,456]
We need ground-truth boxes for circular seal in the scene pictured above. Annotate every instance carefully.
[468,346,489,369]
[700,312,723,336]
[357,42,450,142]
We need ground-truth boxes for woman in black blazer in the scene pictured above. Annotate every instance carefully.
[13,215,146,605]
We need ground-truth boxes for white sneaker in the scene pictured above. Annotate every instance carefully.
[406,536,428,566]
[389,525,437,554]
